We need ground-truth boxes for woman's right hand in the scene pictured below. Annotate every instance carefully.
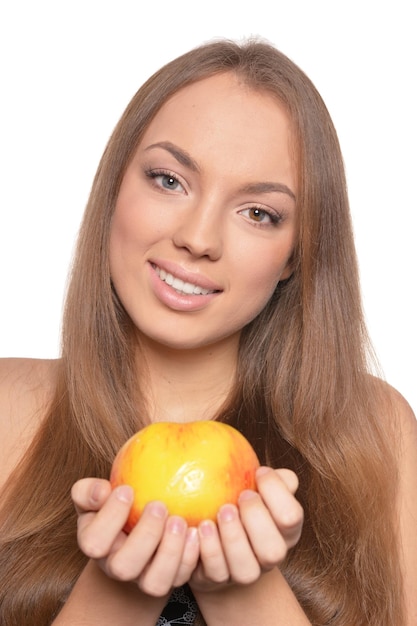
[71,478,200,597]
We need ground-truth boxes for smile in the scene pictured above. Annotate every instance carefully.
[153,265,217,296]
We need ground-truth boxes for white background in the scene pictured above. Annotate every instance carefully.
[0,1,415,412]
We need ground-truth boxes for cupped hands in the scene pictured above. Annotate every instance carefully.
[71,466,303,598]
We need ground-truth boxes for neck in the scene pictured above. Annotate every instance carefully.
[135,335,239,424]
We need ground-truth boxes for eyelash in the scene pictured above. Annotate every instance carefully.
[145,168,185,193]
[144,168,284,227]
[239,206,283,228]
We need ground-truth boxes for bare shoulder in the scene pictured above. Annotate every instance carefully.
[380,382,417,623]
[0,356,58,416]
[0,357,60,489]
[370,377,416,437]
[385,382,417,453]
[375,379,417,496]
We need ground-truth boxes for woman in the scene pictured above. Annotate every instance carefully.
[0,38,416,625]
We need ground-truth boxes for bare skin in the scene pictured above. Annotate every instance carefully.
[137,333,240,424]
[1,357,416,624]
[0,357,56,492]
[0,356,308,625]
[1,73,417,624]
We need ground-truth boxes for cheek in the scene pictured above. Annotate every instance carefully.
[237,243,292,296]
[229,258,287,329]
[244,271,280,315]
[108,205,145,292]
[109,200,151,263]
[251,260,284,287]
[111,190,172,254]
[109,214,129,276]
[231,240,294,324]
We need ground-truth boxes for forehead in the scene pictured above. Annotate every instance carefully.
[146,72,291,141]
[139,73,297,189]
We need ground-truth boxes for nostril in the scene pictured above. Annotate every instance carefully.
[173,235,222,261]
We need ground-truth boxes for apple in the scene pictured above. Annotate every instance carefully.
[110,420,260,531]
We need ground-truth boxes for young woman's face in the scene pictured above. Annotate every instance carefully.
[110,73,297,352]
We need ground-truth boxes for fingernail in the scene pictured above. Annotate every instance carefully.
[256,466,271,477]
[115,485,134,503]
[90,481,104,504]
[218,504,238,523]
[199,520,216,537]
[148,501,167,519]
[238,489,257,503]
[167,516,186,535]
[186,527,199,545]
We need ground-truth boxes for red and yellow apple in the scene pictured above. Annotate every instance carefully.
[110,420,260,532]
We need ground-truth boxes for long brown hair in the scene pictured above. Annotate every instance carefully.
[0,38,403,625]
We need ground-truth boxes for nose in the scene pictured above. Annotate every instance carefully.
[172,200,223,261]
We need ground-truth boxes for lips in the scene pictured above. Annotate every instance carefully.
[151,262,221,297]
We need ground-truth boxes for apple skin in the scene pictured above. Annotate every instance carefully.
[110,421,260,532]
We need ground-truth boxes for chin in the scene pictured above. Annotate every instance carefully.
[136,327,240,353]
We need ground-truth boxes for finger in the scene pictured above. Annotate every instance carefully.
[216,504,261,585]
[197,519,229,584]
[71,478,112,515]
[137,515,188,597]
[106,501,168,581]
[255,467,304,547]
[172,527,200,587]
[77,485,134,559]
[275,468,299,494]
[238,490,288,568]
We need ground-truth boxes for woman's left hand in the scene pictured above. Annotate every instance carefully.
[189,466,303,592]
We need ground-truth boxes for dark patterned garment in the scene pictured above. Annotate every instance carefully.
[157,585,203,625]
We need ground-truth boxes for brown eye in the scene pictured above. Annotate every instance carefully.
[249,208,266,222]
[239,206,281,226]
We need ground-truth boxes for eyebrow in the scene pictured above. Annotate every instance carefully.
[145,141,200,172]
[239,181,296,201]
[144,140,296,201]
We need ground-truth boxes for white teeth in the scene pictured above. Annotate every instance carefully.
[154,266,213,296]
[172,277,184,291]
[165,273,174,286]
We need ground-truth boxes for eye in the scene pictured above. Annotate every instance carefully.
[239,206,282,226]
[145,169,185,193]
[157,174,182,191]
